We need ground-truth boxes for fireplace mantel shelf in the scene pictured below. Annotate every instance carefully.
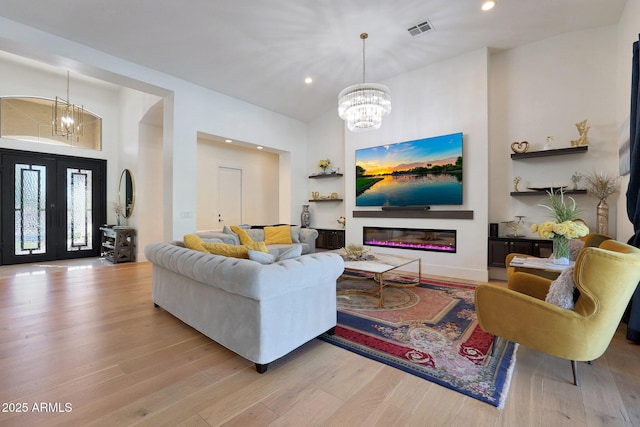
[353,210,473,219]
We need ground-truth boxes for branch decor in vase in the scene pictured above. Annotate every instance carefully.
[530,188,589,265]
[584,171,618,235]
[113,201,124,226]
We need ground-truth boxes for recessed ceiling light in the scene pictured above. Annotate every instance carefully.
[225,139,232,143]
[257,146,264,150]
[482,1,495,11]
[304,77,313,84]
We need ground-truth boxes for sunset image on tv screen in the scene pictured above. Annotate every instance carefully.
[355,132,463,206]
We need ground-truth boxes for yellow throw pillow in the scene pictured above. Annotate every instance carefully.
[264,225,292,245]
[201,241,269,259]
[184,234,208,253]
[230,225,255,245]
[246,241,269,253]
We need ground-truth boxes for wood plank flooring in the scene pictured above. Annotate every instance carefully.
[0,260,638,426]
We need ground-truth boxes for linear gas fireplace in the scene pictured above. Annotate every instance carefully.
[363,226,456,253]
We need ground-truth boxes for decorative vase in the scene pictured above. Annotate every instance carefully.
[597,198,609,235]
[552,236,571,265]
[301,205,310,228]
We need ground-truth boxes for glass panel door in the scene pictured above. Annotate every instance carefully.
[15,163,48,256]
[67,167,93,252]
[1,150,106,265]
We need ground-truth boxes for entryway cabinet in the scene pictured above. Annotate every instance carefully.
[100,226,136,264]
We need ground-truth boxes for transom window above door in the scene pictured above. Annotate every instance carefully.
[0,96,102,150]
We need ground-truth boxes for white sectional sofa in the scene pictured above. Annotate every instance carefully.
[144,241,344,373]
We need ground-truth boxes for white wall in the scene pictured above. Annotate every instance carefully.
[0,53,121,211]
[341,48,490,282]
[489,26,619,239]
[138,121,164,260]
[0,16,308,243]
[196,139,280,230]
[306,108,346,229]
[616,0,640,242]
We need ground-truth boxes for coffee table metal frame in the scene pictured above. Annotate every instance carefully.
[337,253,422,308]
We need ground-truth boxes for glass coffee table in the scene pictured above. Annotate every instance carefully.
[337,252,422,308]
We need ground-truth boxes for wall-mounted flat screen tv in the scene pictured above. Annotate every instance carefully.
[355,132,463,207]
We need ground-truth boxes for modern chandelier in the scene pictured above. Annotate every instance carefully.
[52,70,84,139]
[338,33,391,132]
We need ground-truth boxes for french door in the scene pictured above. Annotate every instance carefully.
[1,149,106,265]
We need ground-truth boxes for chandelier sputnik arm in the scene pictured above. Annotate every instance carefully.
[338,33,391,132]
[52,70,84,139]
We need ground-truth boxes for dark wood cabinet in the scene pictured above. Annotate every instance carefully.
[316,228,345,250]
[488,237,552,267]
[100,226,136,264]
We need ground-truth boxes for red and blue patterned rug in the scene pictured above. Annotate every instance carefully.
[319,270,518,409]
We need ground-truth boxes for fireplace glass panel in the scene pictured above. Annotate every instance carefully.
[363,226,456,253]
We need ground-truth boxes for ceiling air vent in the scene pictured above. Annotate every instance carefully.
[407,20,434,37]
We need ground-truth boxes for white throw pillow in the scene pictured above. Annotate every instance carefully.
[276,245,302,261]
[248,250,275,265]
[545,267,576,309]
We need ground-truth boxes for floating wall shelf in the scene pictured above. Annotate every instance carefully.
[353,210,473,219]
[308,173,343,179]
[510,145,588,160]
[510,189,587,197]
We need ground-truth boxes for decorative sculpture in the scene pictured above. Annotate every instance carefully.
[571,120,590,146]
[513,176,521,192]
[510,141,530,154]
[544,136,554,150]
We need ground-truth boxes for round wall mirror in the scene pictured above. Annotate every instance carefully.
[119,169,135,218]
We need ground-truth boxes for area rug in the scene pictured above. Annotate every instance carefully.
[319,270,518,409]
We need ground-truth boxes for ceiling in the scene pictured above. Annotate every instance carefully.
[0,0,627,123]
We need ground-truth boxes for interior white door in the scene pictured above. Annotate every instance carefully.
[218,166,242,227]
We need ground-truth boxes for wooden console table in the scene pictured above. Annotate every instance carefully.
[100,226,136,264]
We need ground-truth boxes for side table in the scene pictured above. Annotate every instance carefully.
[100,226,136,264]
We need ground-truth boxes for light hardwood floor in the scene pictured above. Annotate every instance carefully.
[0,260,638,427]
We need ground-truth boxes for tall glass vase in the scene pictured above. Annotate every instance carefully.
[597,198,609,235]
[301,204,310,228]
[552,236,570,265]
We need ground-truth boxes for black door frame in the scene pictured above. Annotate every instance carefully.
[0,148,107,265]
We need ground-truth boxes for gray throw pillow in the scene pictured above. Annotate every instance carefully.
[276,245,302,261]
[290,225,301,243]
[221,226,240,245]
[248,250,276,265]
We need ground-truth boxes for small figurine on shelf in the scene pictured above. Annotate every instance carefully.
[337,216,346,228]
[544,136,554,150]
[513,176,521,192]
[506,215,526,237]
[510,141,529,154]
[571,171,582,190]
[571,120,590,146]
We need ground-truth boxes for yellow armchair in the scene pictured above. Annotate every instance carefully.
[476,239,640,385]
